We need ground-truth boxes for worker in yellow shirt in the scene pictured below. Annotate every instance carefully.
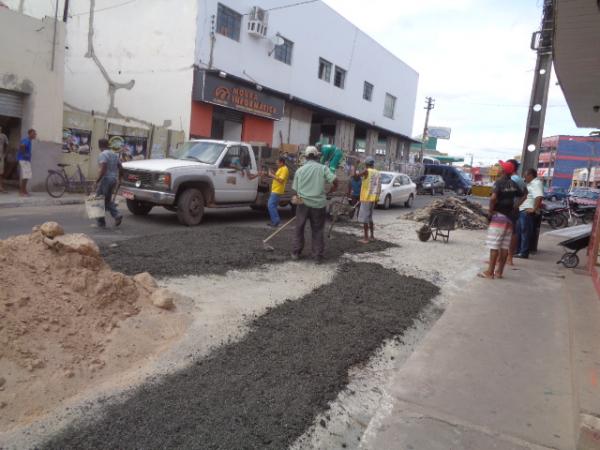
[266,156,290,227]
[358,156,381,243]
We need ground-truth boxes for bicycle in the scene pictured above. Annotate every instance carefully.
[46,163,92,198]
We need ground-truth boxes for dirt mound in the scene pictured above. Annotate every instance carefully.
[404,196,489,230]
[0,224,179,432]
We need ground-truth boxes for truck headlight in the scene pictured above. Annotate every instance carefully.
[156,173,171,189]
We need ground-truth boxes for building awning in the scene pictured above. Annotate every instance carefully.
[553,0,600,127]
[436,155,464,163]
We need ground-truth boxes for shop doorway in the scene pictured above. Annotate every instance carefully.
[309,113,336,146]
[0,89,25,182]
[211,106,243,141]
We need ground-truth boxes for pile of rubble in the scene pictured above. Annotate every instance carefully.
[405,196,489,230]
[0,222,177,429]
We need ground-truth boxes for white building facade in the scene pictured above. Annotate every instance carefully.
[1,0,196,181]
[1,0,418,186]
[192,0,419,159]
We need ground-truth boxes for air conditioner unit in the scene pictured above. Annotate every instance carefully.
[247,6,268,38]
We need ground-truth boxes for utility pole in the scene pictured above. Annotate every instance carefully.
[63,0,70,22]
[520,0,554,175]
[420,96,435,163]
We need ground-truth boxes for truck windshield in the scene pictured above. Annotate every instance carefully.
[172,141,226,164]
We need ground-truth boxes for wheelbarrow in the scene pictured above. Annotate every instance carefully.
[417,208,457,243]
[556,231,591,268]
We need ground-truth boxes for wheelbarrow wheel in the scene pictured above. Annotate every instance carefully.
[417,224,432,242]
[562,253,579,269]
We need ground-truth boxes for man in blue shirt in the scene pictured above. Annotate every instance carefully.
[17,129,36,197]
[95,138,123,227]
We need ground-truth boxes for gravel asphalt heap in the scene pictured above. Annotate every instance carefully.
[42,260,438,450]
[404,196,489,230]
[102,226,395,277]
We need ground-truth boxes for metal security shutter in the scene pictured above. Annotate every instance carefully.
[0,89,24,118]
[213,105,244,123]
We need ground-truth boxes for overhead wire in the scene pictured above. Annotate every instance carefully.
[70,0,137,17]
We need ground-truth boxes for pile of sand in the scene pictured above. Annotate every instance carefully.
[0,223,181,432]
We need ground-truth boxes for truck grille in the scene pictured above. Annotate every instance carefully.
[121,169,155,189]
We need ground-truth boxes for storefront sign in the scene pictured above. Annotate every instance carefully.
[199,72,284,120]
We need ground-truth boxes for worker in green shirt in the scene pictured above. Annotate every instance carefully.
[318,143,344,173]
[292,146,338,263]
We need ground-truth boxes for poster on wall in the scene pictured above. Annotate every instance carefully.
[62,128,92,154]
[108,135,148,160]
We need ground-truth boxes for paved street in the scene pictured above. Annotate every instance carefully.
[0,193,444,242]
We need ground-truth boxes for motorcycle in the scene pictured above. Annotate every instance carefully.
[541,202,568,229]
[566,197,596,226]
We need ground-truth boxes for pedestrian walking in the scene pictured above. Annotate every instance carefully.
[480,161,523,279]
[514,168,544,259]
[95,138,123,228]
[17,129,36,197]
[291,146,338,263]
[265,156,290,227]
[506,159,528,265]
[357,156,381,244]
[0,126,8,193]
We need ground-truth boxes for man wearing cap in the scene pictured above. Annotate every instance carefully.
[291,146,338,263]
[514,168,544,259]
[358,156,381,244]
[480,161,524,279]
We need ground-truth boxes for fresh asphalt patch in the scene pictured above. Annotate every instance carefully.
[101,225,396,277]
[41,262,438,450]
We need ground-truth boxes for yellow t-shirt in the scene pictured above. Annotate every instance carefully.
[271,165,290,195]
[360,168,381,202]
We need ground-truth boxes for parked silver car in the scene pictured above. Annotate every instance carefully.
[376,171,417,209]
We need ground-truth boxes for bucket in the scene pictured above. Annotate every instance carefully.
[85,196,105,219]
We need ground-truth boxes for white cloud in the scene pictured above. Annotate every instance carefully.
[322,0,593,165]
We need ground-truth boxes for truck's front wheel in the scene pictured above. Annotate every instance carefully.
[177,188,205,226]
[126,199,154,216]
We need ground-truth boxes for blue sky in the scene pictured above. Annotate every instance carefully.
[323,0,596,165]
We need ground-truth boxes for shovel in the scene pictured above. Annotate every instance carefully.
[263,216,297,251]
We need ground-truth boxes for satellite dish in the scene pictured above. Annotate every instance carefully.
[271,34,285,46]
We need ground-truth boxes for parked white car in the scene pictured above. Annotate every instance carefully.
[376,171,417,209]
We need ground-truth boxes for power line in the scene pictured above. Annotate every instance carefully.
[259,0,319,13]
[70,0,137,17]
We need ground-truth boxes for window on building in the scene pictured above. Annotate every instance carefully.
[363,81,374,101]
[318,58,332,82]
[274,37,293,65]
[217,3,242,41]
[384,93,397,118]
[334,66,346,89]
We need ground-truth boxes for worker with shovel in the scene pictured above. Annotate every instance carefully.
[265,156,290,228]
[94,138,123,228]
[291,146,338,263]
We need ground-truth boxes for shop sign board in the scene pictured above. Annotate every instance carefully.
[198,72,284,120]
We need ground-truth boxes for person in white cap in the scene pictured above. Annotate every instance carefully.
[291,145,338,263]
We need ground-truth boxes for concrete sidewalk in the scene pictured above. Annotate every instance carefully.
[0,189,85,209]
[362,235,600,450]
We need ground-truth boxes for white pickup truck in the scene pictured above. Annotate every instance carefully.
[119,139,294,226]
